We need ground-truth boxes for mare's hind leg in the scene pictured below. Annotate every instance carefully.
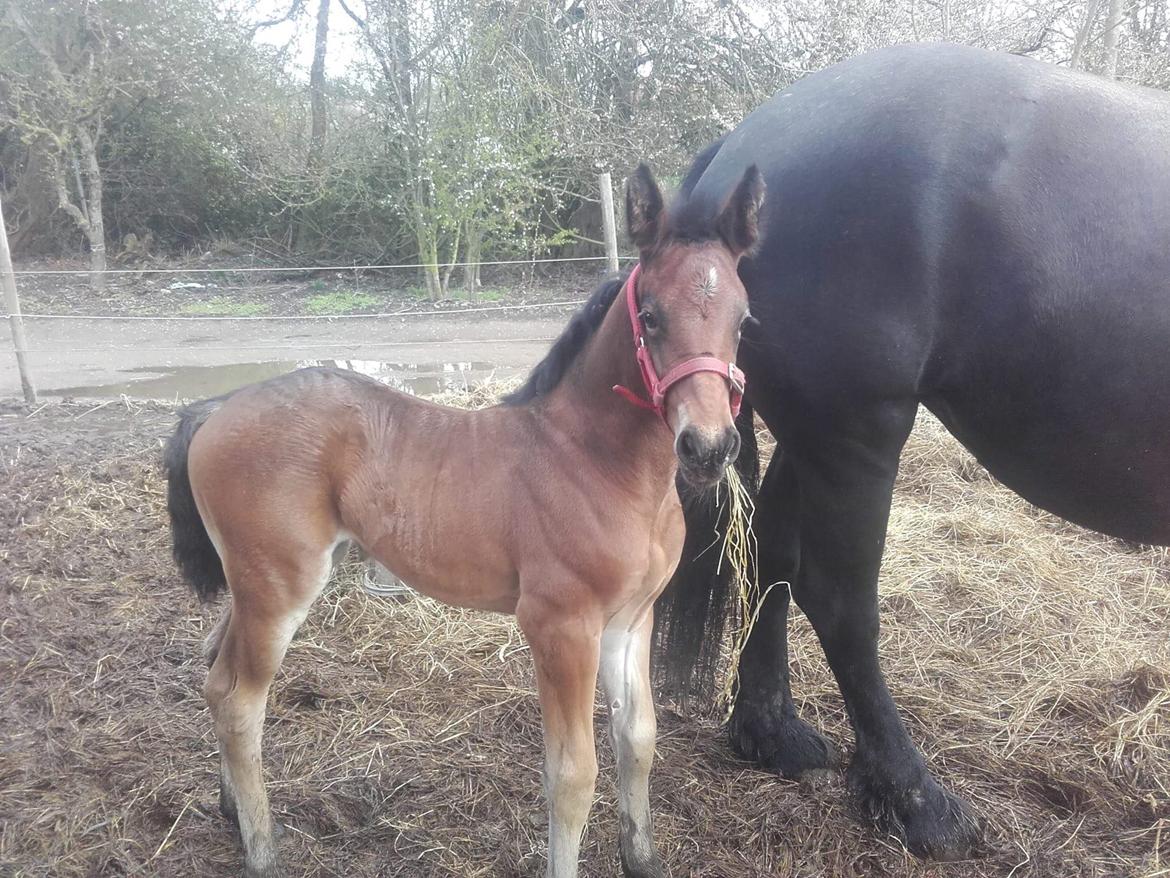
[518,594,602,878]
[729,451,841,778]
[600,615,665,878]
[204,549,333,878]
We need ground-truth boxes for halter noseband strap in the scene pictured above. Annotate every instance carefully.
[611,263,746,423]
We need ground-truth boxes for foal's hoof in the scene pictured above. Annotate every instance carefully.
[243,840,285,878]
[848,761,983,861]
[619,826,668,878]
[729,697,841,779]
[620,850,667,878]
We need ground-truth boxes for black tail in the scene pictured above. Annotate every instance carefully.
[162,396,232,603]
[652,399,760,703]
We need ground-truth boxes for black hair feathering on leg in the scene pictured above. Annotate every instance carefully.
[652,400,760,703]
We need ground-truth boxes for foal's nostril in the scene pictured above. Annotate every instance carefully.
[675,426,739,474]
[675,426,701,464]
[723,428,742,465]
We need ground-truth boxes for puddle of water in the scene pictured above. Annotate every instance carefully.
[51,360,502,400]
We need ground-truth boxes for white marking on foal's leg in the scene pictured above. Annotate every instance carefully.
[543,730,599,878]
[600,617,666,878]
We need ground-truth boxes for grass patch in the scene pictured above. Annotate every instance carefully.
[179,296,268,317]
[304,290,381,315]
[401,285,507,302]
[453,287,506,302]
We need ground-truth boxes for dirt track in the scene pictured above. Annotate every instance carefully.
[0,313,570,399]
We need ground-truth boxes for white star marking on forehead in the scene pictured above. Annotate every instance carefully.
[697,266,718,300]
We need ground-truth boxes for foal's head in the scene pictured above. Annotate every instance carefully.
[625,163,764,488]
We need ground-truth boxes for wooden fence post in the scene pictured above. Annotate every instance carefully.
[598,172,620,274]
[0,195,37,404]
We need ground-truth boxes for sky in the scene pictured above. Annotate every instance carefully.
[245,0,363,78]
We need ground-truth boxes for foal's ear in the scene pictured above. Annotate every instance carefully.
[716,164,766,257]
[626,164,664,250]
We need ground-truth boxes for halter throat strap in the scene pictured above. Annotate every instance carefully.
[611,263,746,423]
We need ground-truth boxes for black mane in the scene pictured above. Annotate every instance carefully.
[502,271,629,405]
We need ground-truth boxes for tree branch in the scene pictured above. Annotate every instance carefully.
[248,0,307,37]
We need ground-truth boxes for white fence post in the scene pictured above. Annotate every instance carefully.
[0,195,37,404]
[598,172,620,274]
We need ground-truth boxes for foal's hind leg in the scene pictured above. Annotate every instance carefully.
[600,615,666,878]
[204,550,333,878]
[204,603,232,668]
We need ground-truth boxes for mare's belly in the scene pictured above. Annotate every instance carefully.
[928,397,1170,546]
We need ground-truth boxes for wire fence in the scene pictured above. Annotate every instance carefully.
[15,336,560,356]
[3,299,589,321]
[0,256,605,389]
[3,252,631,321]
[10,253,636,276]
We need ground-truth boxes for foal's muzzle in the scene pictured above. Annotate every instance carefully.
[674,424,741,486]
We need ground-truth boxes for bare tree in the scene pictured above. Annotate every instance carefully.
[2,3,110,289]
[1071,0,1103,69]
[1103,0,1125,78]
[307,0,331,175]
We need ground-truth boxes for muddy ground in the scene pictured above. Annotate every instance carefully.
[0,399,1167,877]
[0,312,569,399]
[1,265,596,398]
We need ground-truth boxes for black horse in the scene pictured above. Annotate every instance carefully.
[655,43,1170,860]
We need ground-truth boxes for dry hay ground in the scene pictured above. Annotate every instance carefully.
[1,394,1167,877]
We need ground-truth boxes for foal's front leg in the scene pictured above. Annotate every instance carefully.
[600,614,666,878]
[519,597,602,878]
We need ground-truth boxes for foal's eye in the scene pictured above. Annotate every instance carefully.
[639,309,660,334]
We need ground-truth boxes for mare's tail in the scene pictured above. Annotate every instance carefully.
[162,396,232,603]
[652,400,761,702]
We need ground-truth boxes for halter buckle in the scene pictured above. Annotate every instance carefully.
[729,363,745,393]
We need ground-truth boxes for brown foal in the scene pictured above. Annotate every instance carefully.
[164,164,764,878]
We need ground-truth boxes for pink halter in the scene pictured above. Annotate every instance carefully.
[611,263,746,423]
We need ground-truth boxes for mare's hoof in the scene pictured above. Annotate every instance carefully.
[848,760,983,861]
[729,696,841,778]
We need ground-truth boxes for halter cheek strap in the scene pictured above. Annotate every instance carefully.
[612,263,746,423]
